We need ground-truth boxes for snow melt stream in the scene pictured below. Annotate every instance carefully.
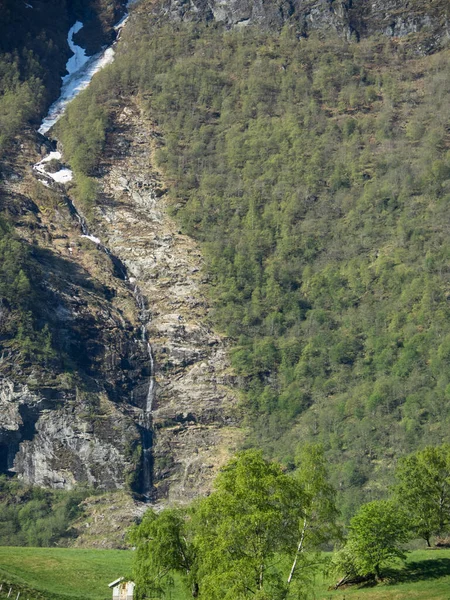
[37,16,128,135]
[33,151,73,183]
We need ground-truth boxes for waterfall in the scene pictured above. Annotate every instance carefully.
[31,0,155,500]
[56,194,156,499]
[140,321,156,500]
[132,279,156,499]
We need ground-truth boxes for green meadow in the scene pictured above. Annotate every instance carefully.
[0,547,132,600]
[317,549,450,600]
[1,547,450,600]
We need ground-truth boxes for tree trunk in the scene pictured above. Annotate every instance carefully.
[287,516,308,585]
[191,582,199,598]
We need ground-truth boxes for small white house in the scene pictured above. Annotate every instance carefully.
[108,578,135,600]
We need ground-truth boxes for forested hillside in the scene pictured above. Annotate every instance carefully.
[55,11,450,515]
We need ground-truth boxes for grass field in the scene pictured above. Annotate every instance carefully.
[317,549,450,600]
[0,547,133,600]
[1,547,450,600]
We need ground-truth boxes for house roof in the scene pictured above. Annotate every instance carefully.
[108,578,125,588]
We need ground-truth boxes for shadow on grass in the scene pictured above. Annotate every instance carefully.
[384,558,450,585]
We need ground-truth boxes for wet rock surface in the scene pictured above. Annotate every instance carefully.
[94,102,243,504]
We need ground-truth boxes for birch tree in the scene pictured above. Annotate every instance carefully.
[193,450,304,600]
[287,444,341,590]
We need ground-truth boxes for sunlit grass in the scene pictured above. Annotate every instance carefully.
[0,547,132,600]
[315,549,450,600]
[1,547,450,599]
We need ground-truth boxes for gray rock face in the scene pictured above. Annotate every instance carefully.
[13,393,139,489]
[94,102,243,504]
[0,128,148,490]
[155,0,450,47]
[0,376,140,490]
[0,379,43,473]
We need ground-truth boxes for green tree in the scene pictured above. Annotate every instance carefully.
[340,500,410,580]
[129,451,325,599]
[395,445,450,546]
[194,450,304,600]
[129,508,198,598]
[287,444,341,588]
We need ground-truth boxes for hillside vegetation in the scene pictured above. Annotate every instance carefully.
[55,12,450,514]
[0,477,92,547]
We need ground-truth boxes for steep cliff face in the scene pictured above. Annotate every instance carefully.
[0,131,148,489]
[0,0,155,494]
[89,102,243,503]
[1,0,239,501]
[154,0,450,48]
[0,98,241,500]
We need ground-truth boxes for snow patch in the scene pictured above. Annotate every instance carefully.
[38,1,137,135]
[38,46,115,135]
[33,152,73,183]
[35,151,62,165]
[65,22,90,78]
[81,234,101,245]
[48,168,73,183]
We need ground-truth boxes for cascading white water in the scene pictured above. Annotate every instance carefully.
[32,0,156,500]
[38,3,134,135]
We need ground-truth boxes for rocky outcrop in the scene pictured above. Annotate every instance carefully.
[92,102,243,504]
[0,128,148,490]
[0,379,43,474]
[151,0,450,49]
[13,392,140,490]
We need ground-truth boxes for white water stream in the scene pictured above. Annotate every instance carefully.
[33,0,155,499]
[38,9,131,135]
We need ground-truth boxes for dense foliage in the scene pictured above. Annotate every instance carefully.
[0,51,45,151]
[0,476,90,547]
[56,16,450,510]
[395,445,450,546]
[130,445,450,597]
[338,500,410,580]
[129,448,339,599]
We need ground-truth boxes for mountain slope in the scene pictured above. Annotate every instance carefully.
[3,0,450,522]
[54,0,450,517]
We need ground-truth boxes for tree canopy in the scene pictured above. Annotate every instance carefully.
[57,19,450,510]
[130,449,340,599]
[395,445,450,546]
